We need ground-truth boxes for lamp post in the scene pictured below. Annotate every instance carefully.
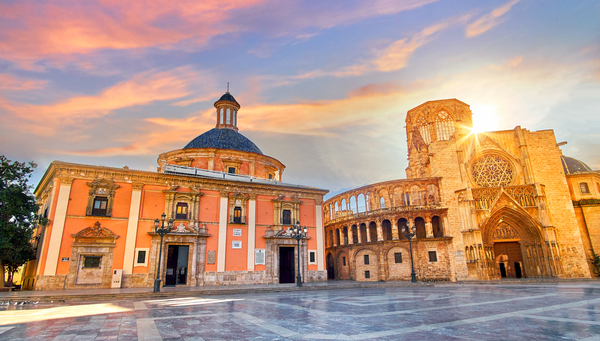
[403,225,417,283]
[153,213,173,293]
[291,221,308,287]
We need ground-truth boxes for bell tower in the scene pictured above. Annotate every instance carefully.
[214,87,241,132]
[405,99,473,179]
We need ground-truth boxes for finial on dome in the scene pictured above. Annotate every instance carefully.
[227,82,229,93]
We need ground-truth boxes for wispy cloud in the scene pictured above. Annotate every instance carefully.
[0,74,47,90]
[0,66,209,134]
[466,0,521,38]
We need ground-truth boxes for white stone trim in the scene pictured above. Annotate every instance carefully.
[247,199,256,271]
[37,180,57,276]
[43,183,72,276]
[123,189,142,274]
[134,248,150,267]
[217,196,228,272]
[316,204,325,271]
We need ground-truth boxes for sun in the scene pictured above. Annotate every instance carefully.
[470,104,498,134]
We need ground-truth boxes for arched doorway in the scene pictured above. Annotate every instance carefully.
[326,253,335,280]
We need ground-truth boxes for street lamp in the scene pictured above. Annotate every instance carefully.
[153,213,173,293]
[403,225,417,283]
[291,221,308,287]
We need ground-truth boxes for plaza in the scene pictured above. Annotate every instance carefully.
[2,281,600,340]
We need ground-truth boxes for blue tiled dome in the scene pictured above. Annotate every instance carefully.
[561,155,592,175]
[215,92,239,106]
[184,128,263,154]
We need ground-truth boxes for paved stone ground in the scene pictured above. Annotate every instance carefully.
[1,282,600,340]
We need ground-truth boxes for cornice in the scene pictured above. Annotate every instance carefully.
[34,160,328,199]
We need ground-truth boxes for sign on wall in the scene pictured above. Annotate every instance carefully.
[233,229,242,236]
[232,241,242,249]
[255,249,265,265]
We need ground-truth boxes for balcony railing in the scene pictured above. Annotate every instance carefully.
[325,204,443,224]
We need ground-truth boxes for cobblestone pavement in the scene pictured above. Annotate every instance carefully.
[2,282,600,340]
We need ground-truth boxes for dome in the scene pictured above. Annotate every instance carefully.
[183,128,263,155]
[215,92,239,106]
[561,155,592,175]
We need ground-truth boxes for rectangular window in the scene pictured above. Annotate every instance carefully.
[394,252,403,264]
[364,254,369,265]
[268,173,273,179]
[176,203,188,219]
[228,167,236,174]
[365,270,370,279]
[92,197,108,216]
[580,182,590,194]
[135,248,149,267]
[234,207,242,223]
[137,250,146,264]
[309,251,316,264]
[282,209,291,225]
[343,257,346,266]
[83,256,101,268]
[428,251,438,262]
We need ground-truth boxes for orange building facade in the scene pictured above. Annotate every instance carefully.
[23,92,328,290]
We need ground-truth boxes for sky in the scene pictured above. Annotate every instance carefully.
[0,0,599,199]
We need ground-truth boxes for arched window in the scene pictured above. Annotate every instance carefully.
[335,229,341,246]
[435,110,454,141]
[233,110,237,126]
[382,220,392,241]
[359,223,368,243]
[432,216,443,238]
[350,196,357,214]
[398,218,408,239]
[357,194,366,212]
[415,217,426,239]
[366,192,370,211]
[426,184,439,205]
[342,226,348,245]
[580,182,590,194]
[341,199,347,213]
[351,225,358,244]
[416,115,431,144]
[226,108,231,124]
[410,185,421,206]
[369,222,378,242]
[380,196,385,209]
[334,202,339,216]
[220,108,224,124]
[328,230,334,247]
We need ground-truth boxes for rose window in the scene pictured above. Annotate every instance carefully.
[471,155,513,187]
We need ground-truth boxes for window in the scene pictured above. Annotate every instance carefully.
[175,203,188,219]
[380,196,385,209]
[228,167,236,174]
[226,108,231,124]
[83,256,101,268]
[365,270,370,279]
[395,252,403,264]
[428,251,437,262]
[364,254,370,265]
[342,257,346,266]
[135,248,149,267]
[282,209,292,225]
[220,108,224,124]
[268,173,273,180]
[580,182,590,194]
[434,110,455,141]
[92,197,108,216]
[309,251,316,264]
[234,206,242,223]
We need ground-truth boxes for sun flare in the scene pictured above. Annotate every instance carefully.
[470,104,498,134]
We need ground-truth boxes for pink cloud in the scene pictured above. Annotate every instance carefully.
[466,0,521,38]
[0,74,47,90]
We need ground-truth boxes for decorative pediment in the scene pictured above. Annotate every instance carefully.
[72,221,119,239]
[86,178,120,192]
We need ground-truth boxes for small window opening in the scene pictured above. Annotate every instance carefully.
[342,257,346,266]
[92,197,108,216]
[364,254,370,265]
[83,256,101,268]
[234,206,242,223]
[137,250,146,264]
[394,252,403,264]
[580,182,590,194]
[309,251,316,263]
[175,203,188,220]
[428,251,437,262]
[365,270,370,279]
[228,167,236,174]
[269,173,273,180]
[282,209,292,225]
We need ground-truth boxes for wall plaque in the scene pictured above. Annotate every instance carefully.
[255,249,265,265]
[233,229,242,236]
[207,250,216,264]
[232,241,242,249]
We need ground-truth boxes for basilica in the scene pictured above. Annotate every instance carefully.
[23,92,328,290]
[324,99,599,281]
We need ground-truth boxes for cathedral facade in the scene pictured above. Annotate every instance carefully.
[23,92,328,290]
[324,99,598,281]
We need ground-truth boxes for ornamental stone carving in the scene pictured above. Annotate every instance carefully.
[471,155,514,188]
[492,223,519,240]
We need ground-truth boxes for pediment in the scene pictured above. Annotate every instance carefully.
[72,221,119,239]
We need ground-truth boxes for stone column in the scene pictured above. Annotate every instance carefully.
[366,225,372,243]
[348,227,354,245]
[392,220,399,240]
[217,193,228,272]
[425,217,433,238]
[43,177,73,276]
[247,197,256,271]
[36,181,58,276]
[357,225,363,244]
[123,183,143,275]
[377,221,384,241]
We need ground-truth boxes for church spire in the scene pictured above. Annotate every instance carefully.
[214,89,240,131]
